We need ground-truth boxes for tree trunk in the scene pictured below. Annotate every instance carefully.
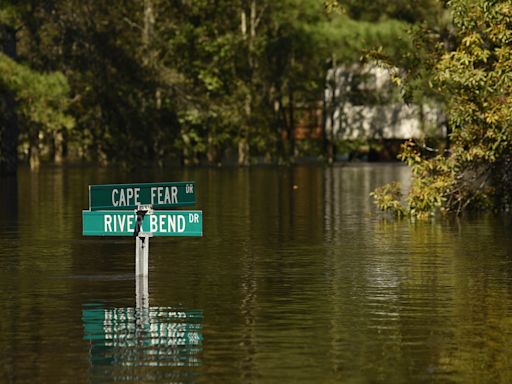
[207,132,218,165]
[273,86,285,162]
[52,130,64,165]
[142,0,155,66]
[287,86,295,163]
[326,57,337,164]
[321,65,328,161]
[238,137,249,166]
[0,24,19,175]
[238,1,259,166]
[29,127,40,170]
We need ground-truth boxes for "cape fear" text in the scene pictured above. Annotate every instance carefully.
[111,186,179,207]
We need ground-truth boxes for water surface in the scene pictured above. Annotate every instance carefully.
[1,164,512,383]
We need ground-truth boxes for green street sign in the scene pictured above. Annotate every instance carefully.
[89,181,195,210]
[82,210,202,237]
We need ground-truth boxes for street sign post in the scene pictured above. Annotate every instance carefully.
[89,181,196,210]
[82,181,203,299]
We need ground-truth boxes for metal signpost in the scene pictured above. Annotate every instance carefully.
[82,181,203,308]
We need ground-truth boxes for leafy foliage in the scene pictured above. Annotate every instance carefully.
[370,181,407,217]
[373,0,512,216]
[0,53,73,133]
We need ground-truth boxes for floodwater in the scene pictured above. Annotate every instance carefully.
[1,164,512,383]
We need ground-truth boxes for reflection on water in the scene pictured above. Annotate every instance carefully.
[2,165,512,383]
[82,305,202,382]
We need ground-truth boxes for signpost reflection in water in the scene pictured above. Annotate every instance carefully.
[82,305,203,382]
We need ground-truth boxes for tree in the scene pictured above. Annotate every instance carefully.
[0,20,17,175]
[372,0,512,217]
[0,1,74,171]
[0,53,74,169]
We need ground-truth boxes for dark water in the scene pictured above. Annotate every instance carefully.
[1,164,512,383]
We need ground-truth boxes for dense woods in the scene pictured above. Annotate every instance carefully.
[0,0,443,172]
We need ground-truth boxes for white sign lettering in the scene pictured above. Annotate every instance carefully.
[149,214,187,233]
[102,213,189,233]
[151,186,178,205]
[111,188,141,207]
[103,214,136,232]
